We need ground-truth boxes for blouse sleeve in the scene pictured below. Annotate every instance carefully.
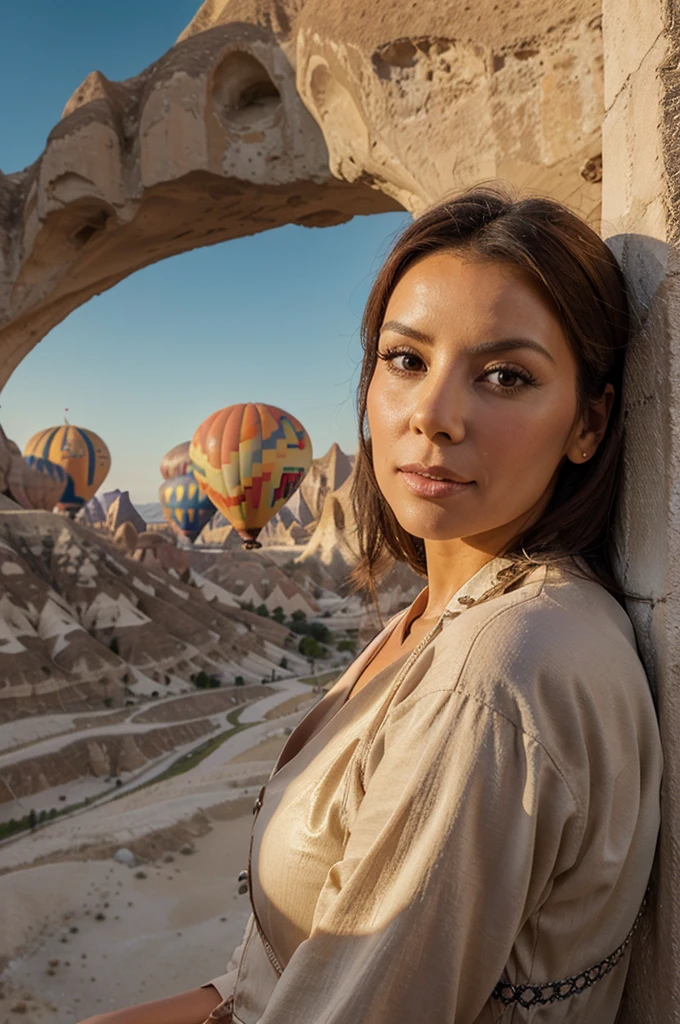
[258,687,583,1024]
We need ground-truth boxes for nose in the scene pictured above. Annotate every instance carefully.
[409,367,466,444]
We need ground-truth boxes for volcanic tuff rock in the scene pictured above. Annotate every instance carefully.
[0,0,603,388]
[192,548,319,617]
[298,443,354,524]
[105,491,146,535]
[0,506,302,724]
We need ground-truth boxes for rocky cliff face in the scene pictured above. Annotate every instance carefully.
[0,505,301,723]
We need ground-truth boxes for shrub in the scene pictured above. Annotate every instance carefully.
[234,675,245,686]
[272,607,285,623]
[337,639,356,653]
[309,622,332,644]
[291,610,307,622]
[279,657,289,670]
[193,671,221,689]
[299,636,322,659]
[256,604,269,617]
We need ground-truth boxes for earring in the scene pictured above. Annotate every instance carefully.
[582,451,588,459]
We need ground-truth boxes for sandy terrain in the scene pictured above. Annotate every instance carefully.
[0,682,314,1024]
[0,807,254,1023]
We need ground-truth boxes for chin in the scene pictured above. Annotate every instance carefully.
[390,502,470,542]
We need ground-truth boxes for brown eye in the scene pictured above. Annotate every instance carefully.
[496,369,520,387]
[398,353,422,371]
[482,364,536,391]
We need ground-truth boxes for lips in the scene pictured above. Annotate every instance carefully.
[398,464,474,499]
[398,463,472,484]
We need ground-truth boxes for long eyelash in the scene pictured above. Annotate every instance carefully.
[482,362,538,389]
[376,346,424,374]
[376,346,417,362]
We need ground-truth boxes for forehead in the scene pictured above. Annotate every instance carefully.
[383,252,564,342]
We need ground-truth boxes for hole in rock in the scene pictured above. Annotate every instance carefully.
[212,52,281,129]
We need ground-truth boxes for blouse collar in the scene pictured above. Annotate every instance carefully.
[397,554,519,644]
[443,553,517,611]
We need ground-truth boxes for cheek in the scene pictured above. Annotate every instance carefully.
[367,372,406,445]
[476,395,576,470]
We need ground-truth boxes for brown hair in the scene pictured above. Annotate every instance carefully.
[350,183,631,600]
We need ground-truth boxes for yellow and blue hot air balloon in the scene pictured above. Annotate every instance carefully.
[158,472,216,543]
[24,423,111,513]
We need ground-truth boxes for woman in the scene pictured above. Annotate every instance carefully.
[80,186,662,1024]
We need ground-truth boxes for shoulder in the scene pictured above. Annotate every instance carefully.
[458,561,641,682]
[405,563,658,787]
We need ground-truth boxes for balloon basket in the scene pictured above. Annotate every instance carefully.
[243,540,262,551]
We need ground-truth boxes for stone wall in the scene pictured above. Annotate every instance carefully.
[602,0,679,1018]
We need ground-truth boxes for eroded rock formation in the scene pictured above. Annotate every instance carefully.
[0,502,304,723]
[0,0,603,388]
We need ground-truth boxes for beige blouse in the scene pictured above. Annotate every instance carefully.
[203,556,662,1023]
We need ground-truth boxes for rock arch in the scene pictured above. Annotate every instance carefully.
[0,0,603,388]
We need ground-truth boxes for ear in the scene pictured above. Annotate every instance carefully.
[566,383,615,465]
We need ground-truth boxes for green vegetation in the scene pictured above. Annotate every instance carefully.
[234,675,245,685]
[288,617,333,644]
[299,670,342,687]
[298,635,323,660]
[272,607,286,624]
[191,671,222,689]
[336,639,356,653]
[0,797,89,841]
[132,708,251,789]
[255,604,269,617]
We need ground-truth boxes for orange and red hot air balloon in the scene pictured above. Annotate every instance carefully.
[190,403,312,548]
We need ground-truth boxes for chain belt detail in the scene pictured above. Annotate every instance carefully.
[492,891,649,1008]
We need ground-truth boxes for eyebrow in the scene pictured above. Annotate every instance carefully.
[379,319,557,366]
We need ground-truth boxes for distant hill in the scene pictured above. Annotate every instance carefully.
[136,501,164,524]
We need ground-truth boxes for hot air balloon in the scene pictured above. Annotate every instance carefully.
[189,402,313,548]
[20,456,69,510]
[160,441,192,481]
[158,473,216,543]
[23,423,111,513]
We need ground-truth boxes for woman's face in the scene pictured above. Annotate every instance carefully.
[367,252,608,551]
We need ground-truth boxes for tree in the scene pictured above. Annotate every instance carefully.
[256,604,269,617]
[309,622,332,644]
[337,639,356,653]
[234,675,245,686]
[291,609,307,622]
[279,657,289,670]
[272,607,285,624]
[298,636,323,660]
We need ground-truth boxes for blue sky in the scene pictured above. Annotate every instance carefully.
[0,1,410,503]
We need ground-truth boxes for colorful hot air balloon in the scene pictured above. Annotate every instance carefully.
[23,423,111,513]
[159,472,216,543]
[160,441,192,481]
[189,402,313,548]
[21,456,69,510]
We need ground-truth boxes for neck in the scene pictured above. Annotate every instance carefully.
[421,537,505,617]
